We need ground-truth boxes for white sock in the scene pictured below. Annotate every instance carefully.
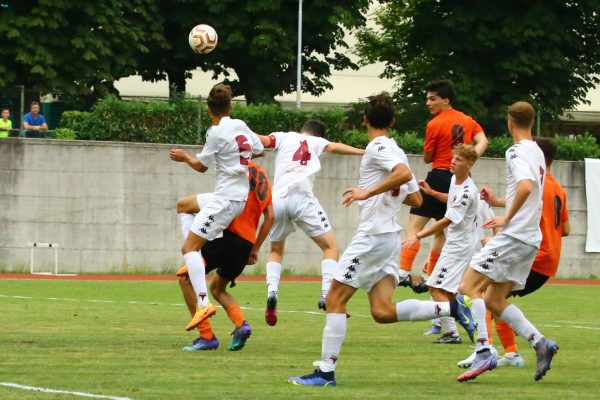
[441,317,458,336]
[432,318,441,326]
[500,304,543,347]
[320,313,346,372]
[395,300,450,321]
[178,213,195,239]
[320,259,337,295]
[398,269,410,279]
[472,298,489,351]
[183,251,209,307]
[266,261,282,295]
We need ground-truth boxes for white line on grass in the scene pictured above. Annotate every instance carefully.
[4,294,600,329]
[0,382,131,400]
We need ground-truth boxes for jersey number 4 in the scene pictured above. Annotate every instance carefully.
[292,140,311,165]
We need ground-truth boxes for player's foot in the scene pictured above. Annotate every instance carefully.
[497,352,525,367]
[458,346,497,368]
[411,280,429,294]
[228,321,252,351]
[397,274,412,288]
[423,323,442,335]
[176,265,188,277]
[534,338,559,381]
[185,302,217,331]
[182,336,219,351]
[265,291,278,326]
[457,349,497,382]
[289,369,336,387]
[318,296,327,311]
[450,294,477,343]
[433,333,462,344]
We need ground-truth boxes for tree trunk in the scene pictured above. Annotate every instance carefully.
[167,68,186,99]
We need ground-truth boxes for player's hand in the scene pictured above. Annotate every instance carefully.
[247,249,259,265]
[401,236,419,249]
[480,187,497,205]
[342,187,369,206]
[483,216,508,229]
[418,180,434,196]
[169,148,188,162]
[480,236,492,246]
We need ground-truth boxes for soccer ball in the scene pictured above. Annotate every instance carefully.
[188,24,218,54]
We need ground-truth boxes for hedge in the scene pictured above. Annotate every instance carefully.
[59,97,600,161]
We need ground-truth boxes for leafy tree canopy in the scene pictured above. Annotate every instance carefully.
[0,0,166,106]
[135,0,372,103]
[357,0,600,127]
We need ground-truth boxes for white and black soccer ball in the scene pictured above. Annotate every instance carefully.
[188,24,218,54]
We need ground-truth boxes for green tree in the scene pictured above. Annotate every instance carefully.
[0,0,165,106]
[136,0,371,103]
[357,0,600,125]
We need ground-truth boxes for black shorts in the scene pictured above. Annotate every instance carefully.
[202,229,253,283]
[410,168,453,221]
[510,270,550,298]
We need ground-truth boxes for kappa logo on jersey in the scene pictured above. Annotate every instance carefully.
[510,153,518,159]
[377,145,385,152]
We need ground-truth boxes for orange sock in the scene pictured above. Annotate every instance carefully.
[400,241,420,272]
[495,320,518,353]
[425,250,441,275]
[225,304,245,329]
[197,319,215,340]
[485,311,494,346]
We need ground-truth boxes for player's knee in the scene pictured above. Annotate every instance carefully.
[176,197,187,213]
[370,305,395,324]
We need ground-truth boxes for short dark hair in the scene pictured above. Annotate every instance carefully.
[30,101,40,108]
[533,136,557,166]
[364,92,395,129]
[425,80,456,106]
[301,119,326,137]
[507,101,535,129]
[1,108,9,112]
[207,84,232,116]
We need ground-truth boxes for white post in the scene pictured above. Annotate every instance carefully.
[295,0,303,109]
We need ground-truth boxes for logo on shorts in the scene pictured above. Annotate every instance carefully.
[208,215,215,222]
[200,228,208,234]
[347,265,356,272]
[343,272,353,280]
[351,257,360,264]
[480,262,489,270]
[435,279,443,285]
[204,222,211,228]
[490,251,499,257]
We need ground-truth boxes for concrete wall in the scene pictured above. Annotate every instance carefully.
[0,138,597,278]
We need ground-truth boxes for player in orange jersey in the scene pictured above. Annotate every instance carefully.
[400,80,488,288]
[176,161,274,351]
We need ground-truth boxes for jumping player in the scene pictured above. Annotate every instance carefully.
[456,101,559,382]
[170,84,263,331]
[176,161,274,351]
[256,120,364,326]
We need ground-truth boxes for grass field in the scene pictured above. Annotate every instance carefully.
[1,278,599,400]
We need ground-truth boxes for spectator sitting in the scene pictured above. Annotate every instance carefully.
[0,108,13,137]
[22,101,48,138]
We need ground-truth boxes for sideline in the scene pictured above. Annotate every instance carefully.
[0,382,131,400]
[1,273,599,285]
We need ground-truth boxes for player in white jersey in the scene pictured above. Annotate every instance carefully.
[456,101,559,382]
[169,84,264,332]
[288,92,424,387]
[256,120,364,326]
[401,144,480,344]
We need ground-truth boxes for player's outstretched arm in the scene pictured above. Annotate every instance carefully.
[248,204,275,265]
[402,217,452,249]
[169,148,208,173]
[325,142,365,156]
[343,163,412,206]
[256,134,273,148]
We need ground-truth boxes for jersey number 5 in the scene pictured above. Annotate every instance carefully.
[236,135,251,166]
[292,140,311,166]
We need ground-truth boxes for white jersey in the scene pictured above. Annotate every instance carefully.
[356,136,419,235]
[268,131,330,198]
[501,140,545,247]
[440,175,479,260]
[474,199,495,246]
[196,116,264,201]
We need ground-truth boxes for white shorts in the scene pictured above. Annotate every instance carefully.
[426,255,469,293]
[190,194,245,241]
[334,232,400,292]
[470,233,537,291]
[269,193,332,242]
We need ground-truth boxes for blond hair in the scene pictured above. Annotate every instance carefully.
[453,143,478,163]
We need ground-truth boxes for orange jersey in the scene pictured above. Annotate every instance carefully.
[424,109,483,170]
[532,173,569,277]
[228,161,272,244]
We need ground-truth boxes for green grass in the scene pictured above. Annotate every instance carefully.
[1,279,599,399]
